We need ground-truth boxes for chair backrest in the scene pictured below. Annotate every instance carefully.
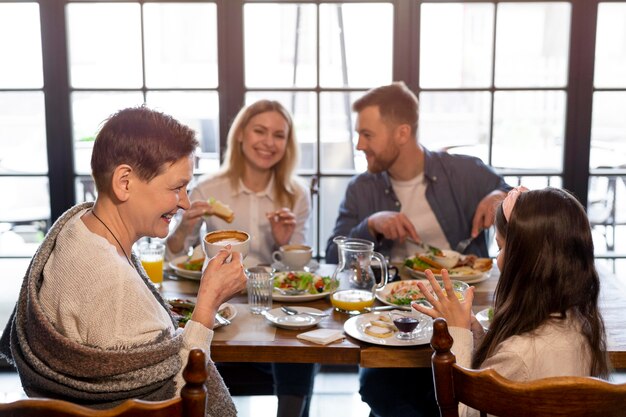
[0,348,207,417]
[430,318,626,417]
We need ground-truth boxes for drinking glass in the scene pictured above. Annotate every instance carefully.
[246,266,274,314]
[138,241,165,289]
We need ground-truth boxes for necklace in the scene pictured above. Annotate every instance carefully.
[91,209,134,267]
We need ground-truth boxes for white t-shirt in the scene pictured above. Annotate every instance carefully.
[389,173,450,262]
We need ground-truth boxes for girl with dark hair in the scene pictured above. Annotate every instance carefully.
[413,186,610,417]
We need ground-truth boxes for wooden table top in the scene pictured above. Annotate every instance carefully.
[162,263,626,369]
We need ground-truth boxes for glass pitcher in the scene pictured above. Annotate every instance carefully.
[330,236,388,314]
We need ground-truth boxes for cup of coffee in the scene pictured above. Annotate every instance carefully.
[203,230,250,261]
[246,266,274,314]
[272,244,312,270]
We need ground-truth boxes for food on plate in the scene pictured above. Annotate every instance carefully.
[207,197,234,223]
[167,299,232,328]
[404,252,492,276]
[364,316,395,338]
[384,280,431,306]
[176,246,205,271]
[273,271,333,295]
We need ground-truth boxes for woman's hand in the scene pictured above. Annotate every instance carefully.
[411,269,474,330]
[266,208,297,247]
[167,200,212,254]
[192,246,247,328]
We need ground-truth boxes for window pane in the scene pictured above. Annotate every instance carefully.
[0,3,43,88]
[318,176,351,258]
[492,91,566,170]
[144,3,218,88]
[495,3,570,87]
[245,92,317,172]
[0,92,47,174]
[71,92,144,175]
[420,3,494,88]
[320,92,366,173]
[419,92,491,163]
[0,177,50,257]
[244,4,317,88]
[588,175,626,258]
[67,3,143,88]
[147,91,221,174]
[595,3,626,88]
[590,92,626,169]
[319,3,392,88]
[0,259,30,335]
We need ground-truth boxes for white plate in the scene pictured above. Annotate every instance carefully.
[375,280,430,307]
[343,312,433,346]
[403,264,491,284]
[262,306,324,330]
[168,299,236,329]
[169,255,203,280]
[476,307,491,330]
[272,271,332,302]
[272,260,320,273]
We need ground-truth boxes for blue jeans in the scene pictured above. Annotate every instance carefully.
[359,367,439,417]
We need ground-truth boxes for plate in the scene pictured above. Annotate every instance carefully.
[376,280,430,307]
[272,271,333,302]
[168,299,236,329]
[272,260,320,273]
[476,307,492,330]
[169,255,203,280]
[343,312,433,346]
[262,306,324,330]
[404,266,491,284]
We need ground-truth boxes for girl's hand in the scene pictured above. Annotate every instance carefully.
[266,208,297,247]
[411,269,474,330]
[192,246,247,328]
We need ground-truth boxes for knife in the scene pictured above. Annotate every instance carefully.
[365,305,412,312]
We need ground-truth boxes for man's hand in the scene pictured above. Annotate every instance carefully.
[471,190,507,237]
[367,211,420,243]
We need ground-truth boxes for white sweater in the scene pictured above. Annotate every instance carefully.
[39,208,212,394]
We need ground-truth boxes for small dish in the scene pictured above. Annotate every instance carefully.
[262,306,325,330]
[476,307,492,330]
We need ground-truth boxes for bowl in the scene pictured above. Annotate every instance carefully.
[203,229,250,260]
[432,249,461,269]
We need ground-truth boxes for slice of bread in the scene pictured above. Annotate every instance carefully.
[208,198,234,223]
[371,320,395,330]
[364,324,394,338]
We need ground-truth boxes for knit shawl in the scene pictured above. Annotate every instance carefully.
[0,202,184,408]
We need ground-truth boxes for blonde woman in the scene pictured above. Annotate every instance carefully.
[166,99,310,268]
[166,100,316,417]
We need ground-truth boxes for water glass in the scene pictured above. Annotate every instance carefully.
[246,266,274,314]
[138,241,165,289]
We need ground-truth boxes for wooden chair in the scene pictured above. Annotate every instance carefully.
[430,318,626,417]
[0,348,207,417]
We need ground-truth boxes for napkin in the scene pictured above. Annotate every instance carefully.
[297,329,344,345]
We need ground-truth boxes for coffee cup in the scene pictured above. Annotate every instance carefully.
[203,230,250,261]
[272,244,312,270]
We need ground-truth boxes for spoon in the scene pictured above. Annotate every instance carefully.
[280,306,328,317]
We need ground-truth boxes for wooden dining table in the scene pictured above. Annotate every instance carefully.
[162,263,626,369]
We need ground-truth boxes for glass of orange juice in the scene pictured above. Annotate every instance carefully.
[138,241,165,289]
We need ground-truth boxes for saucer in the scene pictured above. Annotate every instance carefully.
[262,306,324,330]
[271,260,319,273]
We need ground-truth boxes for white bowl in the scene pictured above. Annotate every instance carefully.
[432,249,461,269]
[203,230,250,260]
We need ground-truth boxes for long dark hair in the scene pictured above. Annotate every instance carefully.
[472,187,610,378]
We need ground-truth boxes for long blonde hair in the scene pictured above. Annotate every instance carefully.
[220,100,301,209]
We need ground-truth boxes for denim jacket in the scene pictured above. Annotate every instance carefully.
[325,148,511,263]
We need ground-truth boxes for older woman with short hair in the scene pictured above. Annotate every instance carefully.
[0,106,245,415]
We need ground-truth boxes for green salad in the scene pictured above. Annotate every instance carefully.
[273,271,334,294]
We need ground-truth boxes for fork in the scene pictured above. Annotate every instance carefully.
[455,229,484,254]
[280,306,328,317]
